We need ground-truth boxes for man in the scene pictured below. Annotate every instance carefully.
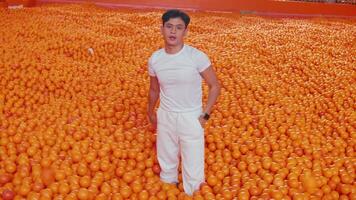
[147,9,221,196]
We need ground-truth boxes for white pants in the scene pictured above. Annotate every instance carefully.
[156,108,205,196]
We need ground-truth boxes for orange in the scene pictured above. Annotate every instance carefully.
[77,188,90,200]
[207,175,218,187]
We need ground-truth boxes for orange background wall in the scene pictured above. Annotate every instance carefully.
[4,0,356,17]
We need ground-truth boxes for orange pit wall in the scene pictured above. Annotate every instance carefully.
[3,0,356,17]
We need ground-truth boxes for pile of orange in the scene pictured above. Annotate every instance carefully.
[0,4,355,200]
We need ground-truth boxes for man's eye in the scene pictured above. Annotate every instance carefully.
[177,26,184,30]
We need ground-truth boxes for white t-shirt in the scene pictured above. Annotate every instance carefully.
[148,44,211,113]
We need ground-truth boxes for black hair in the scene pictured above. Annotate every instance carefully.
[162,9,190,28]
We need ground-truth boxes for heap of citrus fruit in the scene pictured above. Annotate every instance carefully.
[0,4,355,200]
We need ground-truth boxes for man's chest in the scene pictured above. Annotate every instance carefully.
[154,59,199,86]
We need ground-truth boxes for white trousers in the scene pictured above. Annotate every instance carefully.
[156,108,205,196]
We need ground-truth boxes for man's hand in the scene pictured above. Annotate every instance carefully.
[198,115,207,128]
[147,76,160,130]
[147,111,157,129]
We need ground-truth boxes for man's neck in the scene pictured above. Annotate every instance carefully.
[164,43,184,54]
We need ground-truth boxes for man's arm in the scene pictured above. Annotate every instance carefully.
[200,66,221,123]
[147,76,160,127]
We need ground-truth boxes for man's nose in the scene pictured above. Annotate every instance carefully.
[170,26,177,33]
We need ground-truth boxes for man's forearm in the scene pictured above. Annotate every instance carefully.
[203,85,221,114]
[148,90,160,113]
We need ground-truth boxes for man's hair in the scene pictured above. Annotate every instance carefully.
[162,9,190,28]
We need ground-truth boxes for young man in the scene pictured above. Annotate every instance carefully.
[147,9,221,196]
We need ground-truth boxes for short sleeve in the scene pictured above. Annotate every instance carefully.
[148,56,156,77]
[194,51,211,72]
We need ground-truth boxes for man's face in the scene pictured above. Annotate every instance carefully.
[161,17,187,47]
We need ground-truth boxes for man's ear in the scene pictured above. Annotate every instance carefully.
[184,27,188,37]
[160,25,164,35]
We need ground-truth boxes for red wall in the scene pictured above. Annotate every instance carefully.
[0,1,8,7]
[200,0,356,17]
[4,0,356,17]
